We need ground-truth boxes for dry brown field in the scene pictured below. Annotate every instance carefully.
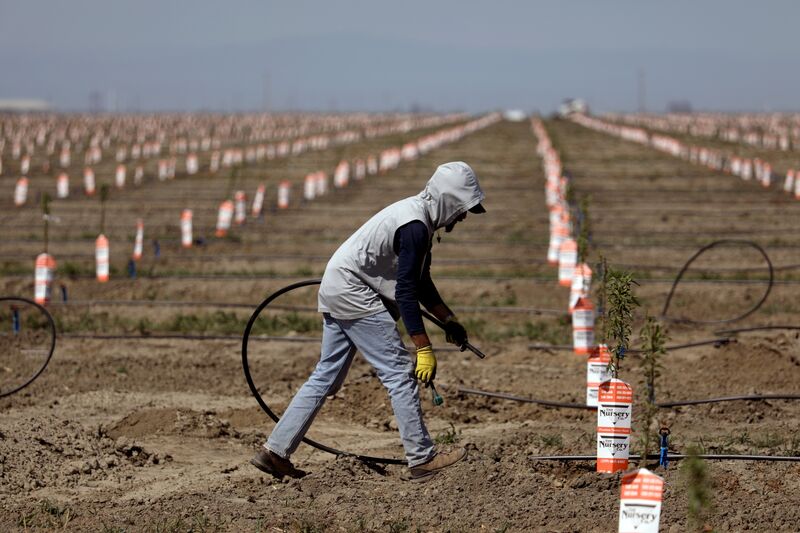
[1,116,799,531]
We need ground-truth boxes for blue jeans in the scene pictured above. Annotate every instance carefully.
[266,310,435,467]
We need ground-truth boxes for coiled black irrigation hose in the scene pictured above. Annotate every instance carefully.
[240,279,485,465]
[241,279,403,465]
[0,297,57,399]
[241,240,799,464]
[660,239,774,325]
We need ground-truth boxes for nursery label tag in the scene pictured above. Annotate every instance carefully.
[569,263,592,311]
[618,468,663,533]
[571,304,594,328]
[598,378,633,404]
[558,239,578,286]
[597,378,632,473]
[572,328,595,355]
[586,345,612,406]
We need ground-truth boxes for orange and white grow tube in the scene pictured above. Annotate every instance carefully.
[547,222,568,265]
[571,297,595,355]
[277,181,290,209]
[569,262,592,312]
[234,190,246,225]
[558,238,578,286]
[186,153,199,175]
[354,160,366,180]
[14,177,28,206]
[34,253,56,305]
[56,173,69,199]
[367,156,378,175]
[586,344,612,406]
[252,184,265,217]
[315,172,328,197]
[784,170,795,194]
[181,209,193,248]
[115,165,126,189]
[304,173,317,201]
[84,168,96,195]
[132,219,144,260]
[761,163,772,188]
[59,148,71,168]
[334,160,350,188]
[618,468,663,533]
[596,378,632,473]
[95,234,110,282]
[215,200,233,237]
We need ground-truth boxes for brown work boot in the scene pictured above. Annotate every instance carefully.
[409,447,467,483]
[250,448,307,480]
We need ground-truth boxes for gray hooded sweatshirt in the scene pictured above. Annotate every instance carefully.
[318,161,485,319]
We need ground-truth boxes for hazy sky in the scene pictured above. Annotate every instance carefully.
[1,1,798,113]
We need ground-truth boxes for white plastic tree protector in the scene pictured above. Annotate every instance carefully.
[252,184,265,216]
[277,181,290,209]
[597,378,632,473]
[34,253,56,305]
[95,234,110,282]
[56,173,69,198]
[181,209,193,248]
[132,219,144,260]
[14,177,28,206]
[234,191,246,224]
[215,201,233,237]
[618,468,663,533]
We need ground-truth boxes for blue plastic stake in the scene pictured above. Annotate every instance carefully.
[153,239,161,258]
[127,259,137,279]
[60,284,68,302]
[12,307,20,335]
[429,382,444,406]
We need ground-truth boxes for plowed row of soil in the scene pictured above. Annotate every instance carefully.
[1,117,799,531]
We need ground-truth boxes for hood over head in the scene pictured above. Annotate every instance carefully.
[418,161,485,230]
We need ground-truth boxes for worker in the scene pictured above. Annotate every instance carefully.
[251,161,485,483]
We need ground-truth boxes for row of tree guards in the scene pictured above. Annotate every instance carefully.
[2,112,466,179]
[573,113,800,199]
[533,117,665,532]
[608,112,800,153]
[31,113,501,305]
[8,114,466,208]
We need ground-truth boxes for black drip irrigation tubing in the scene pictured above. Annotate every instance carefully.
[49,299,566,316]
[715,325,800,335]
[660,239,774,325]
[5,251,800,275]
[3,272,792,286]
[242,279,404,465]
[60,331,470,353]
[527,454,800,463]
[528,337,736,353]
[454,386,800,410]
[238,275,800,465]
[478,240,795,410]
[0,297,57,399]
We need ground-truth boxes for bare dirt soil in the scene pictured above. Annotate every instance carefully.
[1,118,799,531]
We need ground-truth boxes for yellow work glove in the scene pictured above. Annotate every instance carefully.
[414,345,437,384]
